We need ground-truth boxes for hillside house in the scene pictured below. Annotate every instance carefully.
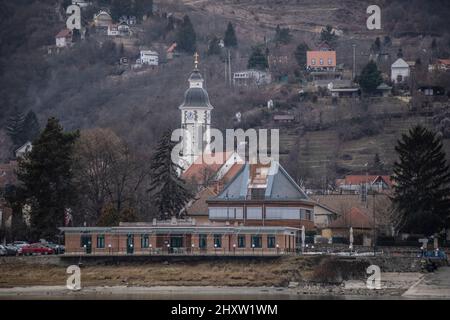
[55,29,73,48]
[119,15,137,25]
[72,0,91,7]
[306,49,336,72]
[273,114,295,123]
[327,80,360,98]
[15,141,32,159]
[140,50,159,66]
[391,58,410,83]
[233,70,272,87]
[428,59,450,72]
[94,10,113,29]
[107,22,131,37]
[336,175,393,194]
[376,83,392,97]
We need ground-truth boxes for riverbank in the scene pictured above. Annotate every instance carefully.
[0,255,430,298]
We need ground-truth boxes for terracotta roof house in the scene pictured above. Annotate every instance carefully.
[186,187,218,223]
[306,50,336,71]
[55,29,73,48]
[321,207,374,245]
[428,59,450,72]
[207,161,316,230]
[336,175,393,193]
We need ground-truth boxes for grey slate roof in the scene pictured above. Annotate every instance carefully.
[213,162,309,201]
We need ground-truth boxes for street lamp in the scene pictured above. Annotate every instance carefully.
[149,243,152,255]
[252,243,255,255]
[233,243,236,255]
[214,243,217,255]
[191,243,195,255]
[108,243,112,255]
[276,244,280,255]
[166,243,170,254]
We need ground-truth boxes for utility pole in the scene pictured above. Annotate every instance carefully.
[373,191,376,255]
[352,44,356,81]
[228,49,232,87]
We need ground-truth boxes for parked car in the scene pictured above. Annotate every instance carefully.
[12,241,29,248]
[45,242,65,254]
[2,244,19,256]
[0,245,7,256]
[19,243,54,256]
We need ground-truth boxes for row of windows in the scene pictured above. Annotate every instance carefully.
[209,207,313,221]
[199,234,277,249]
[89,234,279,249]
[310,58,333,66]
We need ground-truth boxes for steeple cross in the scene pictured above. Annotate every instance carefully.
[194,52,199,69]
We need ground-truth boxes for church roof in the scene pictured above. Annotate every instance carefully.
[391,58,409,68]
[180,87,213,109]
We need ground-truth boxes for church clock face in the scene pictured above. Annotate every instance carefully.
[186,111,194,121]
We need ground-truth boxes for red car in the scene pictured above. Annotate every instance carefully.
[19,243,54,256]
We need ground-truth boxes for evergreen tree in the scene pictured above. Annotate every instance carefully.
[247,47,269,71]
[371,37,381,53]
[147,131,192,220]
[371,153,385,174]
[320,25,337,47]
[397,48,403,58]
[17,117,79,240]
[22,110,40,143]
[383,36,392,47]
[392,125,450,236]
[176,15,197,54]
[224,22,237,48]
[294,42,309,68]
[207,36,221,56]
[358,61,382,94]
[6,110,25,146]
[274,25,292,45]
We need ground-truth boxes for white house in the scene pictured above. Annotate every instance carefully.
[94,10,113,29]
[391,58,410,83]
[233,70,272,87]
[55,29,73,48]
[72,0,91,7]
[15,141,32,159]
[107,23,131,37]
[140,50,159,66]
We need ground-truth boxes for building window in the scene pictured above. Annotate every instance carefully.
[328,58,333,65]
[320,58,324,65]
[305,210,312,221]
[141,234,149,248]
[311,59,316,65]
[238,235,246,248]
[199,234,207,249]
[96,235,105,248]
[214,234,222,248]
[251,235,262,248]
[267,235,276,248]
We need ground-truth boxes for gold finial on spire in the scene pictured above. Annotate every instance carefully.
[194,52,199,69]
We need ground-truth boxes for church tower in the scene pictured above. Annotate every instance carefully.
[179,53,213,170]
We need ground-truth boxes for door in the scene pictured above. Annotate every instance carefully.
[170,236,183,253]
[81,235,92,254]
[127,234,134,254]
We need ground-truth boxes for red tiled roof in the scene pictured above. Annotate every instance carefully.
[336,175,393,188]
[187,187,218,216]
[437,59,450,66]
[181,152,234,184]
[329,207,373,229]
[56,29,72,38]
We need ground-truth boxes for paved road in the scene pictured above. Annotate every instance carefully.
[403,267,450,298]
